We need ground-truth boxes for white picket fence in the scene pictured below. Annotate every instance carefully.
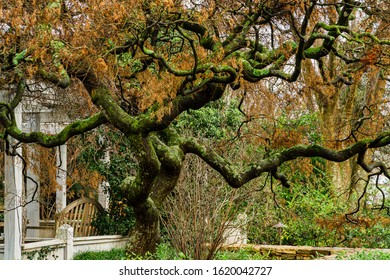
[0,225,129,260]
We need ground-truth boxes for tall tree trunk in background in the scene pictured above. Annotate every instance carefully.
[347,68,387,202]
[319,93,351,197]
[303,56,387,200]
[303,59,352,197]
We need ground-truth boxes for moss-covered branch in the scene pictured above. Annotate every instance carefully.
[137,83,226,133]
[140,40,237,83]
[37,67,71,89]
[179,132,390,188]
[0,112,107,147]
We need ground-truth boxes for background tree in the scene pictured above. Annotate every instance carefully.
[0,0,389,255]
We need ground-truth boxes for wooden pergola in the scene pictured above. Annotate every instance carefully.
[0,85,109,260]
[2,105,68,259]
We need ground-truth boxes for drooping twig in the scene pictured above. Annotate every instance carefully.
[345,177,370,224]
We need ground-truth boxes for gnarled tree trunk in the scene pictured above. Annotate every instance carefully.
[120,132,185,256]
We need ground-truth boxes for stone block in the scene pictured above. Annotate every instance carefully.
[275,248,297,255]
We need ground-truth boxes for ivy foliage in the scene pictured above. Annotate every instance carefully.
[75,129,137,235]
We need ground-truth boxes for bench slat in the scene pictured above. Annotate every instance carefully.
[55,198,104,237]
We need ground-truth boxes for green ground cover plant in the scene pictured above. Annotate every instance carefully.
[73,243,270,260]
[74,248,127,260]
[74,246,390,260]
[336,250,390,260]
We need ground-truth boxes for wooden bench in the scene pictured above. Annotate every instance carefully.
[55,198,104,237]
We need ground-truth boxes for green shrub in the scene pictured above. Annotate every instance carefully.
[247,160,390,249]
[174,99,243,140]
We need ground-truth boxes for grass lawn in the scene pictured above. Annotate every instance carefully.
[74,248,127,260]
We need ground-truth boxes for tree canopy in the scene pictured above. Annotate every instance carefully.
[1,0,389,254]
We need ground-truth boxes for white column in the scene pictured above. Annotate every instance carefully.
[56,145,67,212]
[98,182,110,210]
[4,105,23,260]
[98,148,110,210]
[24,113,40,237]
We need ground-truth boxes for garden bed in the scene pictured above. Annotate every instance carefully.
[220,244,390,260]
[72,243,390,260]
